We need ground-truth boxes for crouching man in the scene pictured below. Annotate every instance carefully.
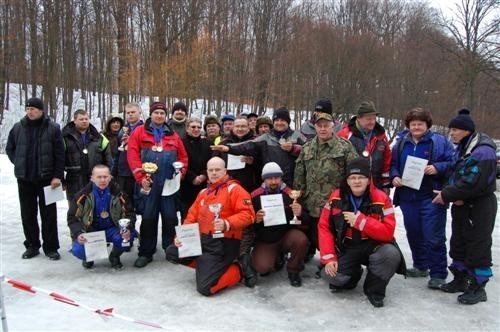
[318,157,405,307]
[68,164,137,269]
[165,157,255,296]
[251,162,309,287]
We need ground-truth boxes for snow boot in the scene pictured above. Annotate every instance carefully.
[441,267,468,293]
[458,277,487,305]
[239,253,257,288]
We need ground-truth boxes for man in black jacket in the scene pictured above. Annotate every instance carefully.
[6,97,65,260]
[62,109,112,203]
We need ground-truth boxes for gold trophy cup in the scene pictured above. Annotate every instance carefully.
[118,127,129,151]
[140,162,158,195]
[289,190,301,225]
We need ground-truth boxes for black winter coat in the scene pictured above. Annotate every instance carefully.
[6,115,65,181]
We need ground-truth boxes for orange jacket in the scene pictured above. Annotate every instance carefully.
[184,175,255,240]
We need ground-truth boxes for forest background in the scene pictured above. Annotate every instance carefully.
[0,0,499,141]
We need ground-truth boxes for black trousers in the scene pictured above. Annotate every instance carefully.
[165,235,240,296]
[450,193,497,268]
[117,176,136,208]
[17,179,59,252]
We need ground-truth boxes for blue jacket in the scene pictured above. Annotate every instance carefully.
[391,129,454,205]
[113,120,143,177]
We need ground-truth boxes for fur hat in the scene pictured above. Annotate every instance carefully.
[203,115,220,132]
[261,162,283,180]
[256,116,273,128]
[448,108,475,132]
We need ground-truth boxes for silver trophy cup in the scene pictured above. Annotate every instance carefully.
[208,203,224,238]
[118,218,131,247]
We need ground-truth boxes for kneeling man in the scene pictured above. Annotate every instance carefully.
[68,164,136,269]
[165,157,255,296]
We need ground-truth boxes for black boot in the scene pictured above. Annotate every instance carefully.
[82,259,94,269]
[288,272,302,287]
[109,247,124,270]
[458,277,487,305]
[441,267,468,293]
[363,271,389,308]
[239,253,257,288]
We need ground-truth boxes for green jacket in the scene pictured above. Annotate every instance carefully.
[294,135,358,217]
[67,182,135,239]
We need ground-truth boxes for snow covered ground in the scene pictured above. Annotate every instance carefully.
[1,154,499,332]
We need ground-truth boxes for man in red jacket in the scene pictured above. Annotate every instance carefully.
[165,157,255,296]
[127,101,188,268]
[318,157,405,307]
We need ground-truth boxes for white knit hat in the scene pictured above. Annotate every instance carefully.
[261,162,283,180]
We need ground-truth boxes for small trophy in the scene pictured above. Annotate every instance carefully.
[140,162,158,195]
[289,190,301,225]
[118,218,131,247]
[208,203,224,238]
[118,127,129,151]
[172,161,184,175]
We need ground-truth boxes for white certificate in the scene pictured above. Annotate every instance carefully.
[227,154,245,170]
[260,194,287,227]
[162,172,181,196]
[402,155,428,190]
[175,223,202,258]
[43,185,65,205]
[83,231,109,262]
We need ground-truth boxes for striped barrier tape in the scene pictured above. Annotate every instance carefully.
[4,277,164,329]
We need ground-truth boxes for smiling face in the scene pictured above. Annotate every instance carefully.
[449,127,470,144]
[186,120,202,138]
[408,120,428,140]
[150,109,167,126]
[273,118,289,132]
[110,120,122,133]
[233,118,250,138]
[263,176,282,191]
[315,119,334,142]
[347,174,370,196]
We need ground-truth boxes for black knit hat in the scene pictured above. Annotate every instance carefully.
[26,97,44,110]
[172,101,187,113]
[150,102,168,115]
[347,157,371,178]
[314,98,333,115]
[247,112,258,119]
[448,108,475,132]
[272,107,291,124]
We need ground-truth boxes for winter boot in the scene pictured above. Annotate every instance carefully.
[457,277,487,305]
[363,271,389,308]
[288,272,302,287]
[82,259,94,269]
[109,247,124,270]
[239,253,257,288]
[406,268,429,278]
[440,267,468,293]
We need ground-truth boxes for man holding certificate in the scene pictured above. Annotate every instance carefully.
[165,157,255,296]
[67,165,136,269]
[390,108,454,289]
[250,162,309,287]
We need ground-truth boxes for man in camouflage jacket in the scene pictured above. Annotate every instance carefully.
[294,112,358,259]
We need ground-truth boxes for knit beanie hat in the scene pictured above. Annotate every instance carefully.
[448,108,475,132]
[261,162,283,180]
[314,98,333,115]
[150,102,168,115]
[347,157,371,178]
[356,101,379,116]
[203,115,220,131]
[272,107,291,124]
[26,97,44,110]
[172,101,187,113]
[247,112,259,119]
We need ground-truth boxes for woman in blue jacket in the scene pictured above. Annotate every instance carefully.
[391,107,454,289]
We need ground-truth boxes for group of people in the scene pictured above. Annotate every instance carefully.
[6,96,496,307]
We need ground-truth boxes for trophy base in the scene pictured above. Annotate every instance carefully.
[212,232,224,239]
[140,188,151,195]
[121,242,130,248]
[289,218,301,225]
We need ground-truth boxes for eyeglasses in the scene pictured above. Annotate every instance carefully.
[189,125,202,129]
